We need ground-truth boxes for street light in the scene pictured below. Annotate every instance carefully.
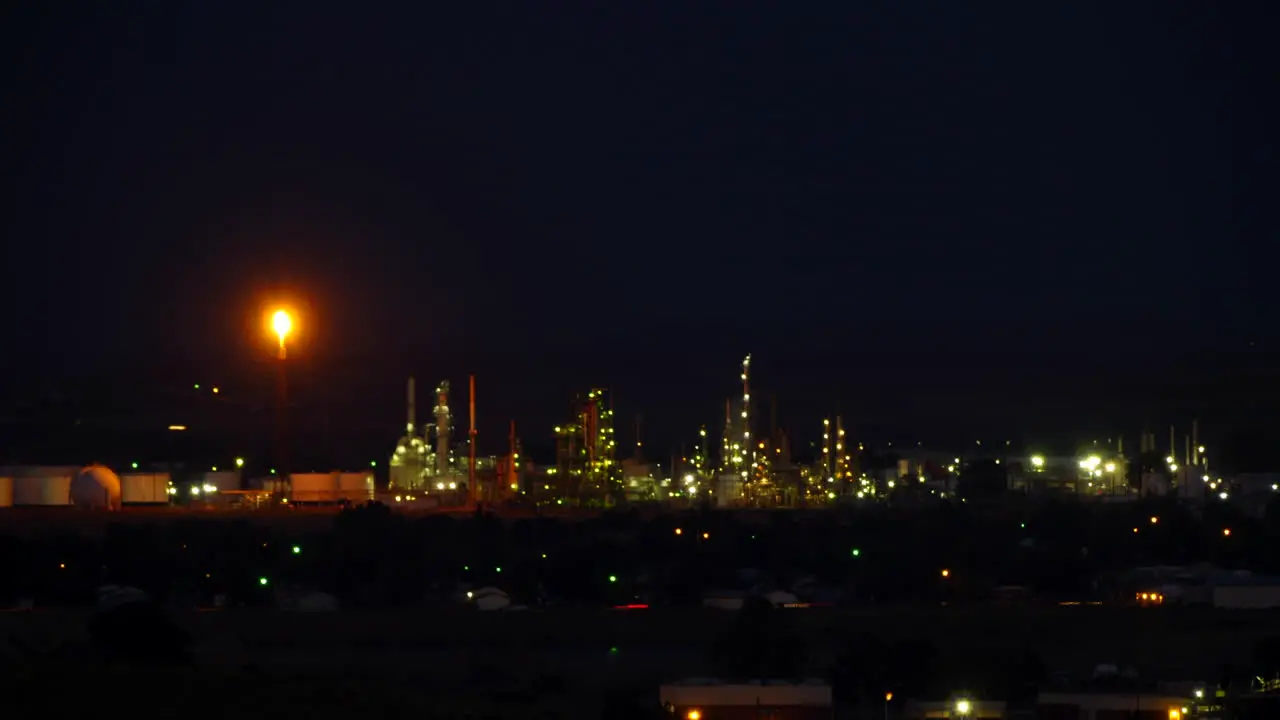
[955,698,972,717]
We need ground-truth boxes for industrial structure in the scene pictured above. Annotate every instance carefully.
[551,388,620,504]
[389,377,467,498]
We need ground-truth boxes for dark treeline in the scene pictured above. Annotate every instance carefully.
[2,497,1278,609]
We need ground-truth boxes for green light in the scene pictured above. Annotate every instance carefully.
[608,575,617,583]
[495,567,502,573]
[463,565,469,571]
[292,545,301,554]
[131,462,139,469]
[194,384,200,390]
[258,577,268,586]
[851,548,861,557]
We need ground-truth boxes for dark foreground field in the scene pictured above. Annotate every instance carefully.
[1,606,1274,717]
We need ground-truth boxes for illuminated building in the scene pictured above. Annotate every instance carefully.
[390,378,428,491]
[834,417,851,480]
[582,388,619,497]
[554,388,620,503]
[390,377,465,495]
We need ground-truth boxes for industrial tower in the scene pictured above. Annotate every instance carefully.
[390,377,466,494]
[554,388,619,501]
[582,388,619,495]
[390,377,428,491]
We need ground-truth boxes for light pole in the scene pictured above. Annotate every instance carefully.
[271,310,293,484]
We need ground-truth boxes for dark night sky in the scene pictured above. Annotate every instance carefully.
[3,2,1277,464]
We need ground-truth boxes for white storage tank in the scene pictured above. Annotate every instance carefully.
[290,472,339,502]
[121,472,171,505]
[336,472,375,502]
[71,465,122,510]
[0,476,12,508]
[13,474,73,506]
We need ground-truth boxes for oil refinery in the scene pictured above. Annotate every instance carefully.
[0,350,1268,515]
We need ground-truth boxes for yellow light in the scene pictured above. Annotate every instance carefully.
[885,692,893,702]
[1223,528,1231,537]
[1168,709,1181,720]
[1030,455,1045,468]
[941,568,950,578]
[687,710,702,720]
[1150,516,1159,524]
[674,528,682,535]
[272,309,292,342]
[168,425,187,431]
[956,699,972,715]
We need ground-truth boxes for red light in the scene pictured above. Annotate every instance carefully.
[613,604,649,610]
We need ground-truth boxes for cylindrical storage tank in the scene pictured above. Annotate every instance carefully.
[336,472,375,502]
[13,475,73,506]
[0,477,12,508]
[71,465,123,510]
[289,473,339,503]
[121,472,172,505]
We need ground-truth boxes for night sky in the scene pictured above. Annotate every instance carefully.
[4,3,1277,466]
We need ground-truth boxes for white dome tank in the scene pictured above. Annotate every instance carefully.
[71,465,122,510]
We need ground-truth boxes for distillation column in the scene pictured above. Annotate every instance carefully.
[741,354,752,480]
[434,381,451,475]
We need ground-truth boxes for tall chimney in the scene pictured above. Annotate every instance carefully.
[1169,425,1176,459]
[1192,418,1200,466]
[407,377,416,432]
[468,374,477,507]
[435,381,451,476]
[508,419,517,494]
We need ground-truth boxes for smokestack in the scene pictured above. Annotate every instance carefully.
[435,381,451,476]
[836,416,844,479]
[1169,425,1176,459]
[1184,434,1191,469]
[468,374,477,507]
[1192,418,1200,466]
[509,419,517,494]
[407,377,416,432]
